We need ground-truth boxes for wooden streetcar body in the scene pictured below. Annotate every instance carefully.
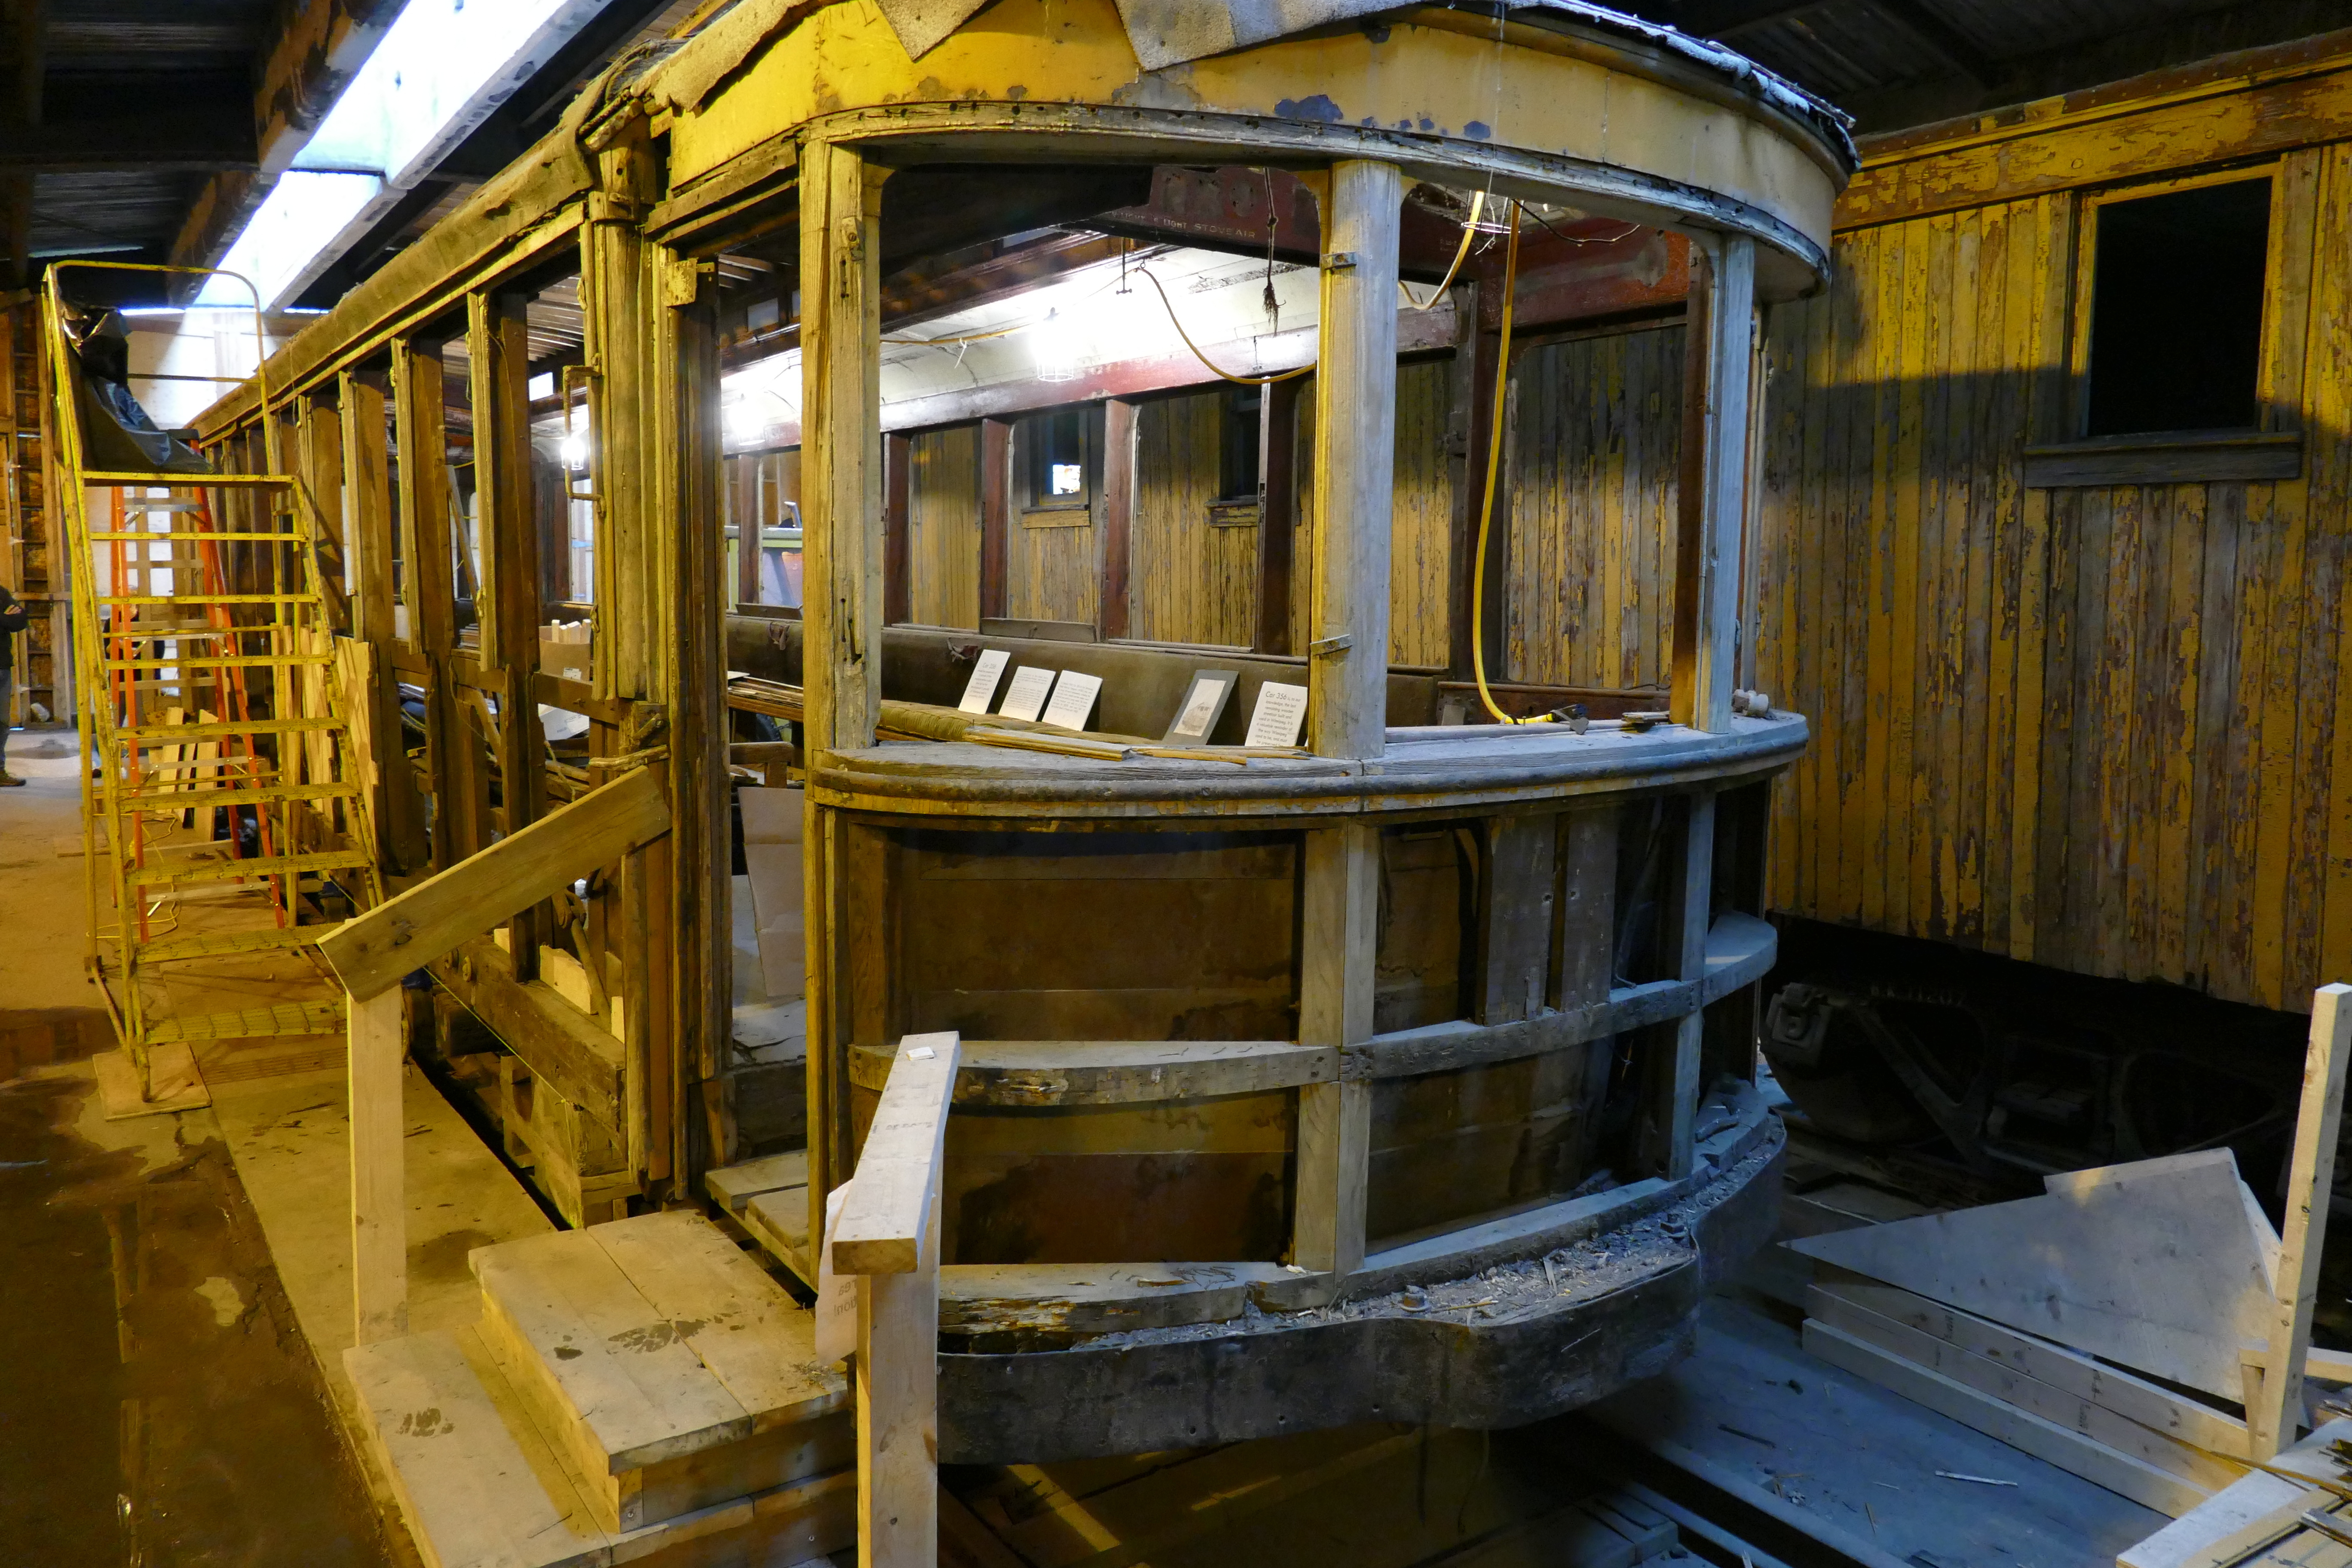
[178,0,1850,1481]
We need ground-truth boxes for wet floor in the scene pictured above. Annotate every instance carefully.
[0,1008,397,1567]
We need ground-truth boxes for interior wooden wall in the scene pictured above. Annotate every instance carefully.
[1751,142,2352,1015]
[1130,389,1256,647]
[909,424,981,628]
[1504,327,1684,690]
[1286,360,1453,663]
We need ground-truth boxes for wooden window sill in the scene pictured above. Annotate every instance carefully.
[1207,499,1262,527]
[2022,431,2301,488]
[1022,503,1093,527]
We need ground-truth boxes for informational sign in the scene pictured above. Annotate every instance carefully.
[998,665,1057,723]
[1164,670,1237,744]
[957,648,1011,714]
[1245,682,1309,748]
[1039,669,1102,731]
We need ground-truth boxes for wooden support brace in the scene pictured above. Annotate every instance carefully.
[2250,982,2352,1457]
[833,1032,960,1568]
[1296,821,1377,1279]
[1669,235,1756,735]
[349,984,408,1345]
[319,765,671,1001]
[1663,791,1717,1181]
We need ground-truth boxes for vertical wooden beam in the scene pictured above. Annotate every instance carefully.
[391,336,459,870]
[882,431,911,626]
[800,138,887,756]
[297,389,350,631]
[1554,809,1619,1011]
[1308,160,1400,759]
[800,136,887,1236]
[732,458,761,608]
[1295,820,1377,1279]
[1658,790,1718,1180]
[656,248,733,1175]
[474,289,546,968]
[1670,235,1757,734]
[349,983,407,1344]
[1256,375,1302,655]
[978,416,1011,622]
[343,367,420,869]
[1445,279,1501,681]
[2251,983,2352,1456]
[1477,812,1557,1025]
[1099,398,1136,640]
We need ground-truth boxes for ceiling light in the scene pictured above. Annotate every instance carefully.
[196,172,384,308]
[1033,308,1086,383]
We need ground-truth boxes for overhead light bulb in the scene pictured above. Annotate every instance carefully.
[1034,307,1084,383]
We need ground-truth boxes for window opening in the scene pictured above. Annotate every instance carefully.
[2085,177,2271,438]
[1027,407,1090,507]
[1219,386,1263,503]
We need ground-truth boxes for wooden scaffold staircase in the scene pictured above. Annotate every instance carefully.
[40,262,384,1115]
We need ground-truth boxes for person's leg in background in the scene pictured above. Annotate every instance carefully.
[0,666,18,783]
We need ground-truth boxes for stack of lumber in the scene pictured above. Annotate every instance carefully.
[1788,1150,2282,1518]
[2120,1417,2352,1568]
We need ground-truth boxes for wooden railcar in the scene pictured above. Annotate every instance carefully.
[181,0,1850,1455]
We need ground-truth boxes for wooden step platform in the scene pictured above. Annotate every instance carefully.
[704,1152,811,1284]
[346,1325,854,1568]
[472,1210,850,1532]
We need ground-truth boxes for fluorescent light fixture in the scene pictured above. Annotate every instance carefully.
[197,172,383,308]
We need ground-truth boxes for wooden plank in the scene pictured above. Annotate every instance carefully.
[848,1038,1335,1106]
[390,334,458,870]
[883,430,912,625]
[474,1228,752,1476]
[1555,807,1618,1010]
[1800,1318,2212,1518]
[1257,372,1302,655]
[1099,398,1135,640]
[1810,1277,2249,1458]
[322,766,671,1001]
[832,1032,961,1275]
[2253,983,2352,1456]
[801,138,888,758]
[979,416,1011,622]
[1307,159,1399,761]
[706,1148,809,1214]
[860,1264,938,1568]
[589,1211,847,1429]
[1806,1290,2248,1489]
[349,984,407,1345]
[1476,812,1556,1025]
[1669,235,1755,734]
[1295,820,1377,1279]
[1660,791,1716,1180]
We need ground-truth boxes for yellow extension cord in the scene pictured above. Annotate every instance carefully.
[1470,199,1533,725]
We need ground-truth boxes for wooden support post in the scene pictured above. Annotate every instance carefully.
[1660,791,1717,1180]
[1256,374,1302,655]
[1099,398,1136,640]
[883,431,911,627]
[2251,983,2352,1457]
[833,1032,960,1568]
[1308,160,1400,759]
[1554,809,1619,1012]
[801,135,888,1260]
[799,138,887,757]
[1445,279,1504,682]
[978,416,1011,622]
[392,336,460,869]
[349,983,408,1345]
[1477,812,1558,1026]
[1669,235,1756,735]
[472,289,547,957]
[342,368,422,869]
[1296,821,1376,1279]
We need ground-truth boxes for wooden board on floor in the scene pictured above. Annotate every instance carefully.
[1799,1317,2214,1518]
[93,1041,211,1118]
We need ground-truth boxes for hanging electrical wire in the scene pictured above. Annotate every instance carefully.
[1400,191,1491,311]
[1469,199,1532,726]
[1131,266,1314,386]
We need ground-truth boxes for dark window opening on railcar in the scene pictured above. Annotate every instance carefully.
[1026,407,1090,507]
[2085,178,2271,438]
[1218,387,1262,502]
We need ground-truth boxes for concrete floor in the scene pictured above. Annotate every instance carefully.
[0,731,549,1565]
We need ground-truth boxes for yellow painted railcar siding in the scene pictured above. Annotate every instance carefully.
[909,425,982,629]
[1752,145,2352,1012]
[1504,327,1684,689]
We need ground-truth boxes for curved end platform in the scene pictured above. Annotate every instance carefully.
[939,1090,1785,1463]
